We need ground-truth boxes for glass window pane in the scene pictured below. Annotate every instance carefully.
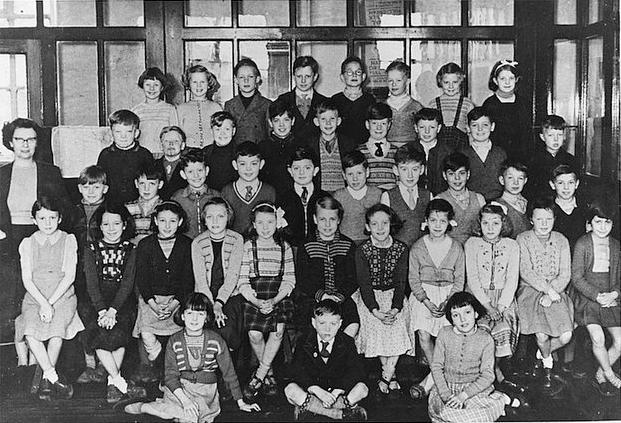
[588,0,603,24]
[44,0,96,27]
[239,41,290,100]
[553,40,578,125]
[104,0,144,26]
[469,0,513,26]
[410,0,460,26]
[185,41,233,104]
[296,41,347,96]
[297,0,346,26]
[0,53,28,123]
[104,42,145,118]
[468,41,514,105]
[411,40,461,106]
[354,40,404,100]
[57,42,99,125]
[0,0,36,27]
[585,37,604,176]
[185,0,231,27]
[354,0,404,27]
[239,0,289,26]
[554,0,576,24]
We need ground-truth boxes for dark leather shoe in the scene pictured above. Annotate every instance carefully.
[542,368,563,396]
[38,378,52,401]
[53,375,74,400]
[342,405,368,421]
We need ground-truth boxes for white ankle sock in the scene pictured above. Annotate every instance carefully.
[542,355,554,369]
[109,374,128,393]
[43,367,59,384]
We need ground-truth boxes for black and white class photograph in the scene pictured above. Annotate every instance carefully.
[0,0,619,422]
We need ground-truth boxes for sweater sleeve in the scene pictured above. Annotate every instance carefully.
[84,246,106,312]
[355,246,379,312]
[550,234,571,293]
[276,243,296,298]
[409,244,428,302]
[216,234,244,304]
[430,329,452,402]
[214,334,243,401]
[164,335,183,392]
[237,242,255,301]
[391,247,408,311]
[463,334,495,398]
[571,236,600,301]
[448,243,465,297]
[191,236,212,301]
[518,233,551,292]
[464,239,491,306]
[111,247,136,311]
[498,239,519,308]
[135,240,154,302]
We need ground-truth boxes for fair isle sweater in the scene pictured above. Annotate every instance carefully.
[357,143,397,191]
[333,186,382,242]
[164,329,242,400]
[191,229,244,304]
[431,326,496,401]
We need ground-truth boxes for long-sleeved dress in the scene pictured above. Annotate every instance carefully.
[428,326,506,423]
[516,230,573,336]
[465,237,519,357]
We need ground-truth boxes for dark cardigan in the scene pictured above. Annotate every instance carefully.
[289,329,366,392]
[0,161,73,239]
[135,234,194,303]
[277,186,329,247]
[275,90,328,143]
[154,156,187,200]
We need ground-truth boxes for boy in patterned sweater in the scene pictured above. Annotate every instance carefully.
[125,162,164,245]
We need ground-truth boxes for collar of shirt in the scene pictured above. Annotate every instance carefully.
[470,140,492,153]
[294,183,314,198]
[316,335,335,355]
[386,93,411,111]
[183,185,208,198]
[420,139,437,158]
[398,183,418,203]
[33,230,62,246]
[347,185,367,200]
[295,88,314,101]
[555,196,577,213]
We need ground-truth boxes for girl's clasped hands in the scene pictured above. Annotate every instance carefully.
[97,308,117,329]
[372,308,399,325]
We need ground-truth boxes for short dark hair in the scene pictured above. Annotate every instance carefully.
[173,292,215,328]
[488,60,520,92]
[414,108,443,125]
[150,200,188,234]
[2,118,43,151]
[313,299,343,318]
[268,99,296,120]
[341,150,367,171]
[540,114,566,132]
[78,165,107,185]
[211,110,236,128]
[386,60,410,75]
[246,202,286,245]
[467,107,493,125]
[499,159,528,179]
[314,99,339,117]
[31,196,64,220]
[314,194,344,221]
[444,292,486,325]
[364,204,403,236]
[109,109,140,129]
[201,197,235,228]
[394,143,425,166]
[287,145,318,167]
[425,199,455,227]
[442,152,470,172]
[135,161,164,181]
[587,198,618,225]
[550,164,579,182]
[436,62,465,88]
[160,125,187,144]
[235,141,262,160]
[340,56,366,75]
[234,58,261,78]
[527,196,556,219]
[179,150,206,171]
[366,102,392,121]
[137,67,168,94]
[474,202,513,238]
[293,56,319,74]
[90,202,135,242]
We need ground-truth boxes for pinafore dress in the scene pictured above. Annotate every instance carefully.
[243,241,294,334]
[436,96,468,149]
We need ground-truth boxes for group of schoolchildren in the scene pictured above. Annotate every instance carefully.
[8,53,620,423]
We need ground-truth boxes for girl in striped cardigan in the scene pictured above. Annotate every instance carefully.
[124,293,259,422]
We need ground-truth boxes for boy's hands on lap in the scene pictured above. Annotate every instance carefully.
[237,399,261,412]
[309,386,337,408]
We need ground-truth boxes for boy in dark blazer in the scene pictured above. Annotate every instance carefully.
[154,126,187,200]
[275,56,328,143]
[284,300,368,421]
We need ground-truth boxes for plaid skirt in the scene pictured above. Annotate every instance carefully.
[428,381,505,423]
[243,275,294,333]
